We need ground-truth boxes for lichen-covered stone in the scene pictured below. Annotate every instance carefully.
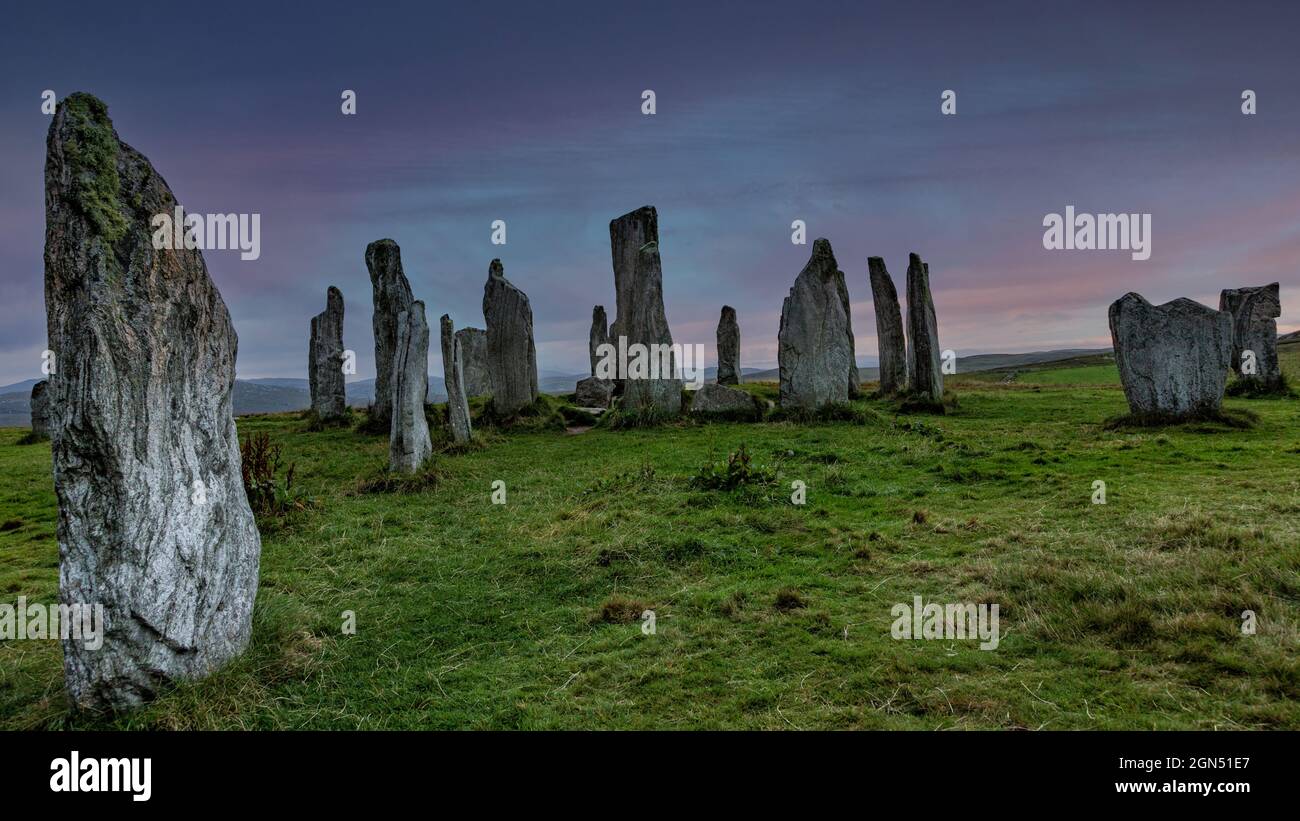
[440,314,473,444]
[1219,283,1282,387]
[44,93,260,711]
[366,239,413,429]
[29,380,50,437]
[309,286,347,420]
[868,257,907,395]
[778,239,855,410]
[609,207,681,414]
[390,302,432,472]
[689,383,760,420]
[574,376,615,408]
[905,254,943,402]
[482,259,538,416]
[1109,293,1233,417]
[454,327,492,398]
[716,305,740,385]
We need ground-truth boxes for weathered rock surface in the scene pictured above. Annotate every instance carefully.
[43,93,261,711]
[366,239,413,429]
[778,239,856,410]
[689,383,760,419]
[716,305,740,385]
[482,259,538,416]
[1109,293,1233,417]
[309,286,348,420]
[440,314,473,444]
[454,327,492,398]
[609,207,681,414]
[390,302,432,472]
[905,254,943,402]
[1219,283,1282,386]
[589,305,610,377]
[868,257,907,395]
[574,375,615,408]
[29,380,50,437]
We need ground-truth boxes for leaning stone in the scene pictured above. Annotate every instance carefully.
[589,305,610,377]
[482,259,539,416]
[454,327,492,398]
[868,257,907,395]
[43,93,261,711]
[574,375,615,408]
[390,302,432,472]
[366,239,413,429]
[688,383,760,420]
[1219,283,1282,387]
[309,286,348,420]
[29,380,50,437]
[1109,293,1233,418]
[716,305,741,385]
[608,207,681,414]
[778,239,855,410]
[905,254,943,403]
[439,314,473,444]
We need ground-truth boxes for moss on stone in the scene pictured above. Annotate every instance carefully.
[60,93,128,245]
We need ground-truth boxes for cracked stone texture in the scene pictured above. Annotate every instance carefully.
[1109,293,1233,417]
[482,259,538,415]
[440,314,473,444]
[716,305,740,385]
[309,286,347,420]
[778,239,856,410]
[905,254,943,402]
[366,239,413,429]
[1219,283,1282,385]
[608,207,681,414]
[868,257,907,395]
[43,93,260,711]
[390,301,432,472]
[454,327,492,398]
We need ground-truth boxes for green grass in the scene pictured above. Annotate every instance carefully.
[1,359,1298,729]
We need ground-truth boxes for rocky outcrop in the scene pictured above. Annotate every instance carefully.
[454,327,492,398]
[309,286,348,420]
[43,93,261,711]
[390,302,432,472]
[1109,293,1233,417]
[868,257,907,395]
[589,305,609,377]
[482,259,538,416]
[609,207,681,414]
[1219,283,1282,387]
[716,305,740,385]
[440,314,473,444]
[29,380,50,438]
[366,239,413,430]
[905,254,942,402]
[688,383,760,420]
[778,239,856,410]
[574,376,615,408]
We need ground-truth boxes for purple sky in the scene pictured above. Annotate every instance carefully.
[2,0,1298,385]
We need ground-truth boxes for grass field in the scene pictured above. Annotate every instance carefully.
[1,349,1298,730]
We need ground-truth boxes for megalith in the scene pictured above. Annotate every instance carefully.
[868,257,907,395]
[716,305,740,385]
[29,380,50,438]
[390,301,432,472]
[1219,283,1282,388]
[608,207,681,414]
[43,93,261,711]
[366,239,413,429]
[1108,293,1233,418]
[440,314,473,444]
[482,259,539,416]
[454,327,492,398]
[778,239,855,410]
[309,286,348,420]
[906,254,943,402]
[589,305,610,377]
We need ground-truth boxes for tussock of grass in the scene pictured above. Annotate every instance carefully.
[352,461,442,494]
[1103,407,1258,430]
[597,595,648,624]
[1225,374,1295,399]
[302,408,354,432]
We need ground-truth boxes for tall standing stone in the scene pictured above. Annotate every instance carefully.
[589,305,610,377]
[1219,283,1282,388]
[43,93,261,711]
[29,380,50,438]
[366,239,413,429]
[778,239,856,410]
[482,259,539,416]
[868,257,907,395]
[906,254,943,402]
[440,314,473,444]
[716,305,740,385]
[390,301,432,472]
[609,207,681,414]
[309,286,347,420]
[1109,293,1233,418]
[454,327,492,398]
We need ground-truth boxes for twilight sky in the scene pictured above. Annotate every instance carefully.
[1,0,1297,386]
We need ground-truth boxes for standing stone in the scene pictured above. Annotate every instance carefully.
[366,239,413,429]
[1219,283,1282,388]
[716,305,741,385]
[589,305,610,377]
[868,257,907,395]
[609,207,681,414]
[906,254,943,402]
[778,239,855,410]
[482,259,538,416]
[1109,293,1233,418]
[29,380,50,438]
[390,302,432,472]
[309,286,347,420]
[454,327,492,398]
[440,314,473,444]
[43,93,261,711]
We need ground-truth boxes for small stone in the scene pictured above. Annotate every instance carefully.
[29,380,50,437]
[390,301,432,472]
[589,305,610,377]
[454,327,492,398]
[309,286,348,420]
[868,257,907,395]
[716,305,740,385]
[439,314,473,444]
[1219,283,1282,387]
[905,254,943,402]
[688,383,760,420]
[574,376,615,408]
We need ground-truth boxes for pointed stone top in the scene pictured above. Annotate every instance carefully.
[489,258,504,279]
[721,305,736,317]
[326,285,342,301]
[909,252,924,266]
[365,239,402,274]
[867,256,885,268]
[811,238,834,258]
[593,305,606,316]
[440,313,453,330]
